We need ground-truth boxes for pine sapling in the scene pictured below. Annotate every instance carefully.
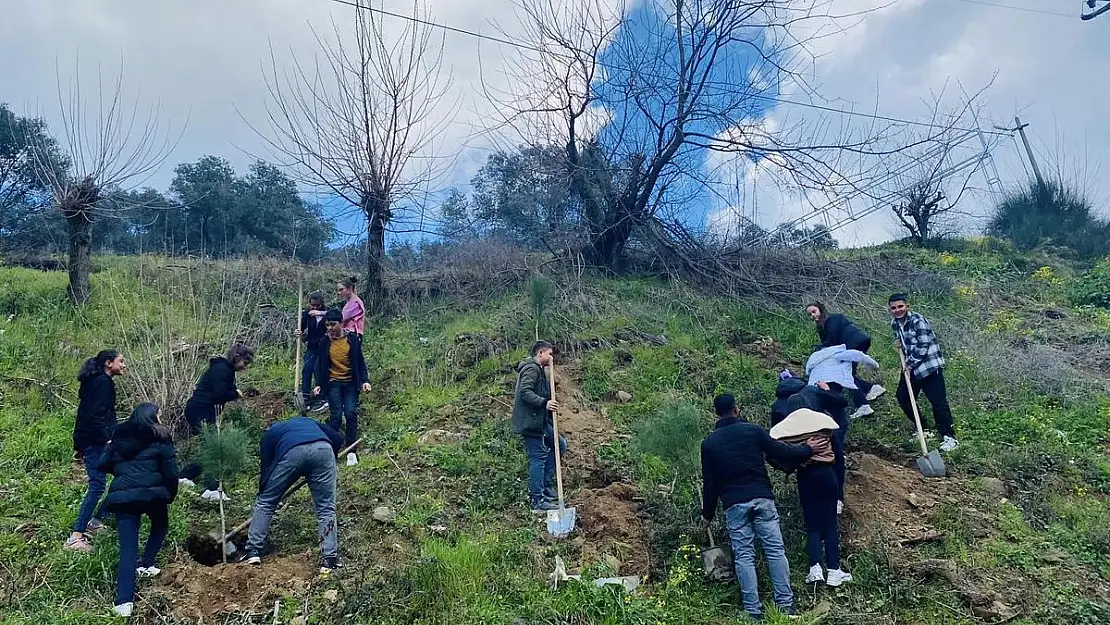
[530,277,552,342]
[196,415,251,562]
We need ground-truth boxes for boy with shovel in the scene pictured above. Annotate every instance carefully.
[888,294,959,452]
[700,394,828,621]
[511,340,566,514]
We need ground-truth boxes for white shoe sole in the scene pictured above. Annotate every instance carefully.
[849,407,874,420]
[826,574,853,587]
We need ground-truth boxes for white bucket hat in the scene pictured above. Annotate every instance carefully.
[770,408,840,440]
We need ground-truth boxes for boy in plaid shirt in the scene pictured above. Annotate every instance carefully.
[889,293,959,452]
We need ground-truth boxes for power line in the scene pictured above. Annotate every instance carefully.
[948,0,1076,18]
[322,0,1011,136]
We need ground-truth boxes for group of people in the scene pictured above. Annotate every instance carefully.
[698,293,959,621]
[64,277,372,618]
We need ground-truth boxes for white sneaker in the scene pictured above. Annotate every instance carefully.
[865,385,887,401]
[837,500,844,515]
[245,556,261,566]
[178,478,196,488]
[201,489,230,502]
[137,566,161,578]
[805,563,824,583]
[113,602,133,617]
[849,405,874,419]
[939,436,960,453]
[346,453,358,466]
[826,569,853,587]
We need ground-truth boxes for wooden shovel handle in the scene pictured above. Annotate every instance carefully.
[547,364,566,507]
[897,345,930,456]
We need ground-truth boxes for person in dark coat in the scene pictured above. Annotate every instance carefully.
[97,403,178,618]
[245,417,344,573]
[296,290,330,412]
[511,340,565,512]
[65,349,127,553]
[806,301,886,419]
[313,309,371,466]
[772,372,850,514]
[701,394,826,621]
[180,344,255,501]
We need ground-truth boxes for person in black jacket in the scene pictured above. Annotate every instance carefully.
[296,290,330,413]
[701,394,826,621]
[180,344,255,501]
[511,340,565,513]
[772,372,850,514]
[245,417,344,572]
[313,309,371,466]
[97,403,178,618]
[65,349,127,553]
[806,301,886,419]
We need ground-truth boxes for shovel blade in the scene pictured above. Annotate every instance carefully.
[546,506,577,538]
[916,450,947,478]
[700,545,734,582]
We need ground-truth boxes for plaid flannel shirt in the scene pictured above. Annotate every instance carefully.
[891,311,945,379]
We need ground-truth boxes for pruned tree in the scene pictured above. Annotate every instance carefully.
[258,0,454,315]
[493,0,910,271]
[27,65,176,304]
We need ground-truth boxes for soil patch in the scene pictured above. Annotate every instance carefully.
[155,553,317,621]
[243,390,293,426]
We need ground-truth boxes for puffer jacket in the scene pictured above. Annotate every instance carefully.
[805,345,879,390]
[770,377,848,427]
[97,421,179,512]
[817,313,870,351]
[511,357,551,436]
[73,372,117,451]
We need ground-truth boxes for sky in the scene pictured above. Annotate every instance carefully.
[1,0,1107,249]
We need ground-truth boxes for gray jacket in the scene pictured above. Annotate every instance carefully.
[805,344,879,390]
[511,357,551,436]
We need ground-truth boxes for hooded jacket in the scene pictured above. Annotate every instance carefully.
[259,417,344,491]
[97,421,179,512]
[805,345,879,391]
[511,357,551,436]
[314,331,369,394]
[817,313,870,351]
[770,377,848,427]
[73,371,117,451]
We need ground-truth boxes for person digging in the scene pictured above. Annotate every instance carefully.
[243,416,344,573]
[511,340,567,514]
[889,293,959,452]
[701,393,828,622]
[313,309,371,466]
[805,301,886,418]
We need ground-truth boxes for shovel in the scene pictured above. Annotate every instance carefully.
[545,363,576,538]
[897,347,947,478]
[208,437,364,558]
[696,480,733,582]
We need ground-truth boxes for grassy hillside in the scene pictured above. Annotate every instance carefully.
[1,244,1109,625]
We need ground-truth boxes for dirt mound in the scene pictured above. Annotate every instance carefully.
[156,554,317,621]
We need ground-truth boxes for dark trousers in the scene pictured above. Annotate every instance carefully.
[823,393,848,503]
[301,348,320,400]
[74,445,108,533]
[797,465,840,570]
[521,425,567,505]
[327,381,359,446]
[115,505,169,605]
[896,370,955,438]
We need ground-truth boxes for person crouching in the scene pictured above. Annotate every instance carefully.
[770,408,852,588]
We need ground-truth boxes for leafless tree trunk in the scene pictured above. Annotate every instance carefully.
[256,0,454,316]
[28,63,177,305]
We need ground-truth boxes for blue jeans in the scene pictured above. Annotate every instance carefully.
[115,505,169,605]
[301,348,320,400]
[521,425,567,505]
[725,498,794,618]
[798,465,841,570]
[246,441,338,559]
[326,381,359,445]
[74,445,107,533]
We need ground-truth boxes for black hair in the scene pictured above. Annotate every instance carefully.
[888,293,909,305]
[307,290,326,304]
[340,276,358,289]
[130,402,171,440]
[531,340,554,356]
[78,349,120,382]
[713,393,737,417]
[227,344,255,366]
[806,301,828,319]
[324,308,343,323]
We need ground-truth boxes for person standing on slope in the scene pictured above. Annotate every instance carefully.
[701,393,827,622]
[313,309,371,466]
[180,344,255,501]
[66,350,127,552]
[244,416,344,574]
[806,301,886,419]
[296,290,330,413]
[511,340,566,513]
[98,403,179,618]
[888,293,959,452]
[337,276,365,337]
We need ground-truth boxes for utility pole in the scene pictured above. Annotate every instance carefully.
[1013,117,1045,190]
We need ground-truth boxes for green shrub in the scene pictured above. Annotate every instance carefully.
[631,401,707,483]
[988,180,1110,258]
[1070,258,1110,308]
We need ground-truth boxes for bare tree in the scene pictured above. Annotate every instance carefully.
[28,63,177,304]
[257,0,454,314]
[492,0,912,270]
